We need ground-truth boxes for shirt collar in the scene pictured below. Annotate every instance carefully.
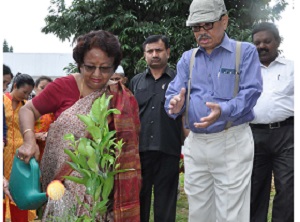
[274,56,288,65]
[260,55,287,68]
[145,66,173,77]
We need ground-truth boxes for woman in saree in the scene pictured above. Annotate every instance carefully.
[3,73,35,221]
[17,30,141,221]
[33,76,55,162]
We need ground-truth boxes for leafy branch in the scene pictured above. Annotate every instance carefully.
[63,93,129,221]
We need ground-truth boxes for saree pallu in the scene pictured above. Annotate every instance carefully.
[3,93,36,221]
[40,83,141,221]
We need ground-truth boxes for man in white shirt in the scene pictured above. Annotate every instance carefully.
[250,22,294,222]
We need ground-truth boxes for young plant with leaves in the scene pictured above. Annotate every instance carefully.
[63,93,130,221]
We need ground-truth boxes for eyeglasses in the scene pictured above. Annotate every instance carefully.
[192,23,215,32]
[83,64,114,74]
[191,15,224,32]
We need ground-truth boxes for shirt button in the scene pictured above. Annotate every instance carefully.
[150,120,154,124]
[150,135,154,139]
[152,106,155,109]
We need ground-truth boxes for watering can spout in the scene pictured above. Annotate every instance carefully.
[9,154,48,210]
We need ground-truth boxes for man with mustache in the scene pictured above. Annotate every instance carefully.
[129,35,183,222]
[250,22,294,222]
[164,0,262,221]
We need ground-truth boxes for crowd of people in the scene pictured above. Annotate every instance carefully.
[2,0,294,221]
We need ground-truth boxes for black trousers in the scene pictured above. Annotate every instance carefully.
[139,151,180,222]
[250,124,294,222]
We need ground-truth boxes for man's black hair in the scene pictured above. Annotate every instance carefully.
[252,22,281,43]
[142,35,170,51]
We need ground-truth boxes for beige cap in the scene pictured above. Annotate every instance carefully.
[186,0,227,26]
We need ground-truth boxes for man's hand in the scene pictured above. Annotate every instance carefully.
[194,102,221,128]
[168,88,186,114]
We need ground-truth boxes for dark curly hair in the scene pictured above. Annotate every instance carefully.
[73,30,122,73]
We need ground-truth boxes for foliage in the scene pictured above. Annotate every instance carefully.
[3,39,13,52]
[42,0,287,79]
[63,62,79,75]
[63,93,129,221]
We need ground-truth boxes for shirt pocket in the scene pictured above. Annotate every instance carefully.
[135,88,151,107]
[213,68,236,100]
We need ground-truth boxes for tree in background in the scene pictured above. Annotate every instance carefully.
[3,40,13,52]
[42,0,287,79]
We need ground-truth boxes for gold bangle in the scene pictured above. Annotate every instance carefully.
[23,128,34,136]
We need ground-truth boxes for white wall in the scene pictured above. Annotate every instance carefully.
[3,53,75,80]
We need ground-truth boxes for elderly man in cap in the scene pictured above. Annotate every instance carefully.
[110,65,128,85]
[165,0,262,221]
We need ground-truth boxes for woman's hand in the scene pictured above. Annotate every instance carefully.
[35,132,48,141]
[3,177,13,201]
[17,133,40,164]
[18,101,42,163]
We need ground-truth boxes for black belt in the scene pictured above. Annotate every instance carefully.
[250,117,294,129]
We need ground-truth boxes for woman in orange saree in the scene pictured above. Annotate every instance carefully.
[3,73,36,222]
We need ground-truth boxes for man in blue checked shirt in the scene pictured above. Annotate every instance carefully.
[164,0,262,221]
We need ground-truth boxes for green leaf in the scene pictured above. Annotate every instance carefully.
[86,177,96,196]
[62,175,86,184]
[77,138,89,156]
[87,154,99,173]
[86,126,101,141]
[78,154,89,169]
[77,114,95,127]
[106,108,121,116]
[96,199,109,215]
[99,131,116,150]
[102,175,114,200]
[64,149,80,165]
[64,133,75,142]
[85,145,95,157]
[94,183,103,201]
[80,169,92,178]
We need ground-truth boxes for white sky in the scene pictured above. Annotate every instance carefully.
[1,0,74,54]
[0,0,297,56]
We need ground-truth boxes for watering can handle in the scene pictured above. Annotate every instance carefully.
[16,149,38,165]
